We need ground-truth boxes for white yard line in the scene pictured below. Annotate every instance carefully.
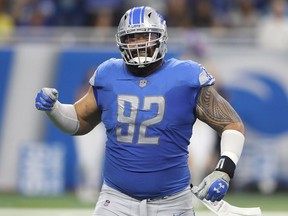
[0,209,287,216]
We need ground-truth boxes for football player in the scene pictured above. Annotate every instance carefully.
[35,6,245,216]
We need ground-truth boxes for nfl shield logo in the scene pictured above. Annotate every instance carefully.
[139,79,148,87]
[104,200,110,206]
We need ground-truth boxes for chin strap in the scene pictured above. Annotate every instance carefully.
[129,57,154,66]
[127,48,160,66]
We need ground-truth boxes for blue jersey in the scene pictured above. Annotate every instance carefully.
[89,58,215,199]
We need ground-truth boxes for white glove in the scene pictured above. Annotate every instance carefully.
[35,88,58,111]
[192,170,230,202]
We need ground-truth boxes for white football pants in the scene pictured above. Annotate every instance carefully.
[93,184,195,216]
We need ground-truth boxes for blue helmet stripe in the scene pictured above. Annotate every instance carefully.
[130,6,146,25]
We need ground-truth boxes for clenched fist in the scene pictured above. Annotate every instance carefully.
[35,88,58,111]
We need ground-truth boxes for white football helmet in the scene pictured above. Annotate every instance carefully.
[116,6,168,68]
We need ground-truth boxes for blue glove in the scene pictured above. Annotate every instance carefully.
[192,171,230,202]
[35,88,58,111]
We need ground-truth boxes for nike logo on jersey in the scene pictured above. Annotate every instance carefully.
[139,79,148,87]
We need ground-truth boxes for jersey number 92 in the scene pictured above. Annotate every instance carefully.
[116,95,165,145]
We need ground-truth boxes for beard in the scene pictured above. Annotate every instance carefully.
[126,58,163,77]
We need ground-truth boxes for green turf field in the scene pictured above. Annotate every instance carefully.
[0,192,93,209]
[222,192,288,212]
[0,192,287,212]
[0,192,287,216]
[0,209,287,216]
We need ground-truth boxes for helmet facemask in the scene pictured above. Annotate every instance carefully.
[118,32,162,67]
[116,6,168,69]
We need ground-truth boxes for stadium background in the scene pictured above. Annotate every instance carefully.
[0,0,288,215]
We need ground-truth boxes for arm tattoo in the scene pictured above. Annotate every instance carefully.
[196,86,242,134]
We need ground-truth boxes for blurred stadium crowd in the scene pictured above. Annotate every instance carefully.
[1,0,288,50]
[0,0,287,29]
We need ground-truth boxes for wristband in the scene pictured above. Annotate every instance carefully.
[215,129,245,178]
[215,156,236,178]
